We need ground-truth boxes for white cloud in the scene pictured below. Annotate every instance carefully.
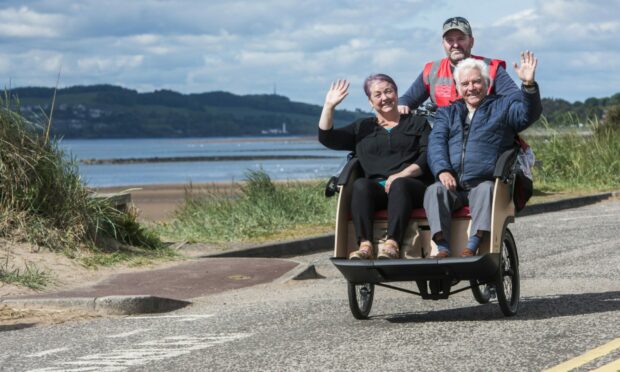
[77,55,144,72]
[493,9,538,26]
[126,34,161,45]
[0,6,64,38]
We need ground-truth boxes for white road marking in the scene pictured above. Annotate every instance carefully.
[129,314,215,322]
[28,333,252,372]
[106,328,150,338]
[26,348,69,358]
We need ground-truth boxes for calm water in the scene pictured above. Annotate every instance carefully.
[58,137,349,187]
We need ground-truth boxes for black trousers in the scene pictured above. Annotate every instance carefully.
[351,177,427,245]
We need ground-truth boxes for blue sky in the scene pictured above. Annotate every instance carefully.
[1,0,619,110]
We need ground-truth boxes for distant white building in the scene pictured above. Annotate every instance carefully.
[261,122,288,135]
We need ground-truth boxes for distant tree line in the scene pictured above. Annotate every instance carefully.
[541,93,620,127]
[10,85,620,138]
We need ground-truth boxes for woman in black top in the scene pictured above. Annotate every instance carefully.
[318,74,432,259]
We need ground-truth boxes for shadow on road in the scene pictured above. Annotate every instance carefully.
[385,291,620,323]
[0,323,37,332]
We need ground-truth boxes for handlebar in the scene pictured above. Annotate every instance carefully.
[414,102,438,117]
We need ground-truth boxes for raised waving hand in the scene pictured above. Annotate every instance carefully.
[324,80,350,109]
[513,50,538,85]
[319,80,350,130]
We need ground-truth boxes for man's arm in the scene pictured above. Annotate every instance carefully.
[507,51,542,132]
[493,65,520,97]
[398,72,430,114]
[506,83,542,132]
[428,108,454,178]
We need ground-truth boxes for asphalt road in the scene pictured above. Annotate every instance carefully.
[1,199,619,371]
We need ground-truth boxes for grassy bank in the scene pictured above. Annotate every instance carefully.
[157,170,337,243]
[525,119,620,192]
[0,100,167,288]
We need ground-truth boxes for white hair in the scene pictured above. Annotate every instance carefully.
[453,58,490,92]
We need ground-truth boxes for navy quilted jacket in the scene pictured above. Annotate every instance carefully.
[428,85,542,189]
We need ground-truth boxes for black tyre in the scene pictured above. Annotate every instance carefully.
[495,229,520,316]
[470,279,492,304]
[347,282,374,320]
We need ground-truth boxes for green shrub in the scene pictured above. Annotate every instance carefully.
[159,170,336,243]
[526,117,620,191]
[602,104,620,133]
[0,99,162,253]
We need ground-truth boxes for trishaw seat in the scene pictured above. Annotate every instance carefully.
[350,206,471,220]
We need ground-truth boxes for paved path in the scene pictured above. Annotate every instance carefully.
[2,258,300,314]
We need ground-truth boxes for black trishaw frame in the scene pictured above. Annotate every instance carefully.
[329,147,521,319]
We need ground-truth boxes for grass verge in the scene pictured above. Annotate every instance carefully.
[79,247,179,268]
[0,262,52,290]
[157,170,337,244]
[525,118,620,192]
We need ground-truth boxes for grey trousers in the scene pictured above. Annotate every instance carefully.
[423,180,494,245]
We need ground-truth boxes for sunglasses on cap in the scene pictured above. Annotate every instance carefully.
[443,17,469,27]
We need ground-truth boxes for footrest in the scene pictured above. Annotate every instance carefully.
[330,254,500,284]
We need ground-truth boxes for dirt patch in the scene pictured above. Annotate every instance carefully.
[0,304,103,331]
[97,182,241,222]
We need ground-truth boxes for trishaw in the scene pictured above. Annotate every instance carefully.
[328,146,523,320]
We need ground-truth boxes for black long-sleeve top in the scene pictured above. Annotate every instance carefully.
[318,114,432,184]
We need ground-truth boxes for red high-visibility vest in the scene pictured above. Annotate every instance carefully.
[422,55,506,107]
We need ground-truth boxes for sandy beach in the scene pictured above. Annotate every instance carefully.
[97,178,324,222]
[96,182,241,222]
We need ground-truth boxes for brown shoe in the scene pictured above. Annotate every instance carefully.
[460,248,476,257]
[349,242,373,260]
[432,250,450,259]
[377,240,400,259]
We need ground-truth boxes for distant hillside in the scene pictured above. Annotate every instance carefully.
[9,84,620,138]
[11,85,368,138]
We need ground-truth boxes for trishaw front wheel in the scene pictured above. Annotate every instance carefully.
[495,229,520,316]
[347,282,374,320]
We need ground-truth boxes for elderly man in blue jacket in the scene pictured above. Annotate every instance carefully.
[424,51,542,258]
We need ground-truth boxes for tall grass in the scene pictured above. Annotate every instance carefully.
[525,117,620,191]
[0,98,162,254]
[159,170,336,243]
[0,261,51,290]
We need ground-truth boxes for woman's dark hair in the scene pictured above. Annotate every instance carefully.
[363,74,398,98]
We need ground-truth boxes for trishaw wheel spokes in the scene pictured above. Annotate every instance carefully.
[496,229,520,317]
[347,282,374,320]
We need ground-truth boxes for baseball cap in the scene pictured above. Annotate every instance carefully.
[442,16,472,36]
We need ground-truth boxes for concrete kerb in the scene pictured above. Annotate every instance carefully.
[274,261,326,284]
[3,192,616,316]
[517,192,615,217]
[1,295,191,315]
[202,233,335,259]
